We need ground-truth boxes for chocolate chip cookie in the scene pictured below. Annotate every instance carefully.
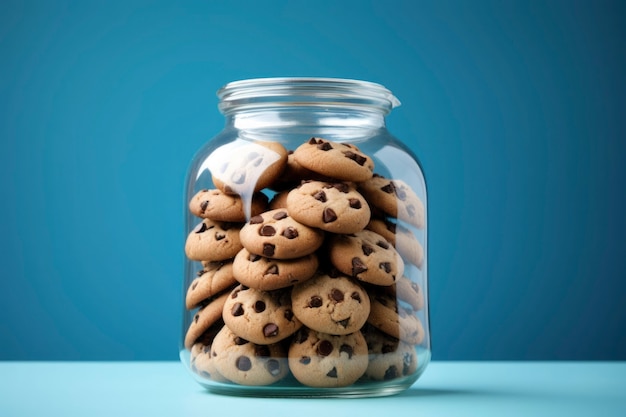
[288,327,368,387]
[189,188,268,222]
[286,180,371,234]
[291,271,371,335]
[329,230,404,286]
[239,209,325,259]
[184,219,243,262]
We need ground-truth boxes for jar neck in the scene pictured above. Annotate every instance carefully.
[217,77,399,132]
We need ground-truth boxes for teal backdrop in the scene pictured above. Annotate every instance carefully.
[1,0,624,360]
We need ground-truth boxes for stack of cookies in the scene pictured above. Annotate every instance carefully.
[183,137,426,388]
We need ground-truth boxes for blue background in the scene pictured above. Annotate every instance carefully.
[1,0,624,361]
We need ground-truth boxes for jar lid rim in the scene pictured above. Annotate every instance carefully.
[217,77,401,113]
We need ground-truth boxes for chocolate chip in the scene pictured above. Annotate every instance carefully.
[351,292,362,303]
[326,367,338,378]
[264,265,279,275]
[215,232,226,241]
[263,243,275,257]
[379,262,392,273]
[273,211,288,220]
[234,336,248,345]
[194,313,199,323]
[236,356,252,371]
[284,309,294,321]
[330,288,344,302]
[255,345,270,357]
[259,225,276,236]
[384,366,399,380]
[195,222,209,233]
[282,227,298,239]
[308,296,323,308]
[348,198,362,209]
[396,188,407,201]
[266,359,281,376]
[250,215,264,224]
[313,190,327,202]
[263,323,279,338]
[323,207,337,223]
[308,137,318,145]
[381,182,396,194]
[317,141,332,151]
[340,344,353,358]
[411,282,420,292]
[338,318,350,328]
[317,340,333,356]
[407,204,416,218]
[191,281,198,290]
[331,182,349,193]
[196,270,206,277]
[254,300,266,313]
[362,244,374,256]
[376,240,390,249]
[249,253,262,262]
[300,356,311,364]
[200,200,209,213]
[351,257,368,276]
[385,221,397,233]
[232,303,244,316]
[343,151,367,166]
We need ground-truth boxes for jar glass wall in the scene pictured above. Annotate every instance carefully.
[180,78,430,397]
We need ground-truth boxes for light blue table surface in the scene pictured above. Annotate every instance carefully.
[1,361,624,416]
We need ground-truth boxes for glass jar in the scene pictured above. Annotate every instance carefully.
[180,78,430,397]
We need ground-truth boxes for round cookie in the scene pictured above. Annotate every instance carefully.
[212,140,288,195]
[189,321,229,382]
[223,284,303,345]
[239,209,325,259]
[358,174,425,229]
[366,217,424,268]
[211,325,289,386]
[232,248,319,291]
[189,188,268,222]
[292,137,374,182]
[286,181,371,234]
[367,293,425,345]
[361,324,418,381]
[184,219,243,262]
[186,261,238,310]
[288,327,368,388]
[383,276,424,311]
[329,230,404,286]
[184,291,230,349]
[291,271,371,335]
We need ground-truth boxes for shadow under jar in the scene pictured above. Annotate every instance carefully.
[180,77,430,398]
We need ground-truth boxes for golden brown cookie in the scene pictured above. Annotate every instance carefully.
[329,230,404,286]
[366,217,424,268]
[239,209,325,259]
[223,284,302,345]
[211,325,290,386]
[288,327,368,388]
[358,174,425,229]
[286,181,371,234]
[232,248,318,291]
[291,271,371,335]
[292,137,374,182]
[185,261,238,310]
[367,293,425,345]
[188,188,268,222]
[184,219,243,262]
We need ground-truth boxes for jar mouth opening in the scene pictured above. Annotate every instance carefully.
[217,77,401,115]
